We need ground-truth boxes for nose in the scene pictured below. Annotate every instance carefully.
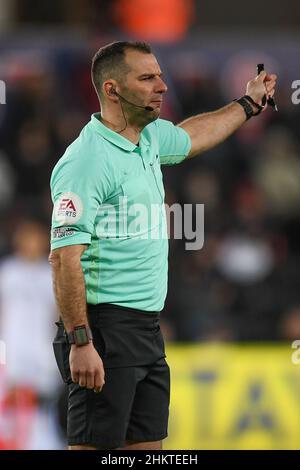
[156,77,168,94]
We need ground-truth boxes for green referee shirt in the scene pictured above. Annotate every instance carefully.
[50,113,191,312]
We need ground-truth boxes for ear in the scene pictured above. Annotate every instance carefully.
[103,80,118,99]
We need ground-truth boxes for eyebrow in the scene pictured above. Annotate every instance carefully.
[138,72,163,79]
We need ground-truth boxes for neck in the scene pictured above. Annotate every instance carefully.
[100,107,143,145]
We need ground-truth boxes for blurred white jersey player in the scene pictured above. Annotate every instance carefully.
[0,220,62,449]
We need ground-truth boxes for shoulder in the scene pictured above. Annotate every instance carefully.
[145,118,190,146]
[50,125,109,185]
[145,118,175,134]
[142,119,177,146]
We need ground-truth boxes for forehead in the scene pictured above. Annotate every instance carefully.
[124,50,161,76]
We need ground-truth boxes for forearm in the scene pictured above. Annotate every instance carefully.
[50,254,88,331]
[50,247,105,392]
[179,102,246,158]
[180,71,277,159]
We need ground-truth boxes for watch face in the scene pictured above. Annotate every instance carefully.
[74,326,89,346]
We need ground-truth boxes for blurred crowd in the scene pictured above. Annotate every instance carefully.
[0,0,300,449]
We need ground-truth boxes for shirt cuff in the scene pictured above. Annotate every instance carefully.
[50,230,91,249]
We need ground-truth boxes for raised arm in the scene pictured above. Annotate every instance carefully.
[178,71,277,159]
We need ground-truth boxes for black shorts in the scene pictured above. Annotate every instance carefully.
[53,303,170,449]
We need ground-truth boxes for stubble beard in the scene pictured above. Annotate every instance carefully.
[127,106,160,129]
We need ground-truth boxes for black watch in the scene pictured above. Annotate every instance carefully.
[67,325,93,346]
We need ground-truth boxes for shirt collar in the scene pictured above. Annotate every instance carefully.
[89,113,150,151]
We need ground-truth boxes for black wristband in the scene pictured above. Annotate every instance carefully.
[244,95,264,115]
[234,95,264,120]
[234,96,255,120]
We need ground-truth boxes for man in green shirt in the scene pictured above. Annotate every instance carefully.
[49,41,276,450]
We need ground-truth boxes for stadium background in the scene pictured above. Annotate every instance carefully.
[0,0,300,449]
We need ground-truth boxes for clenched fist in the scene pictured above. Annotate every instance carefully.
[246,71,277,108]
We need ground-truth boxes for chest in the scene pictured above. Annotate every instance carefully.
[107,146,165,207]
[94,146,166,238]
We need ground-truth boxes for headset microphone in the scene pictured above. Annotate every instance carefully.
[111,88,154,112]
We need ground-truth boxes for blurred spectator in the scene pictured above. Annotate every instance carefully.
[54,110,88,154]
[166,236,236,341]
[0,150,15,211]
[15,0,114,31]
[12,120,54,201]
[253,126,300,219]
[0,219,62,449]
[216,233,274,285]
[181,168,224,230]
[112,0,195,42]
[0,0,15,31]
[279,306,300,341]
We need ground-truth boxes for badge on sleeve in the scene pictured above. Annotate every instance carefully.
[54,192,83,224]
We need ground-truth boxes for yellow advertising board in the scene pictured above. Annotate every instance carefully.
[164,344,300,450]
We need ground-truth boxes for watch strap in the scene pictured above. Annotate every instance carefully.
[67,324,93,346]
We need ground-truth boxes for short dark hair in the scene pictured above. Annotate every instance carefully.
[91,41,152,98]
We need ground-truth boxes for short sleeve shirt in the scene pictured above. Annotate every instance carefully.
[50,113,191,312]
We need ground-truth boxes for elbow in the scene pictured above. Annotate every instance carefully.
[48,244,87,269]
[48,250,61,269]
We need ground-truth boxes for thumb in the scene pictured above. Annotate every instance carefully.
[256,71,267,81]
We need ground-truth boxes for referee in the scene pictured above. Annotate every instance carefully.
[49,41,277,450]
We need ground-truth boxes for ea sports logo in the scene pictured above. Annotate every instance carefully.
[54,192,83,224]
[59,199,76,212]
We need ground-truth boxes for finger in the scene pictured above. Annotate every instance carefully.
[94,369,105,389]
[256,71,267,81]
[78,372,87,388]
[94,382,105,393]
[265,73,277,81]
[264,78,277,89]
[268,89,275,98]
[71,370,79,384]
[265,78,276,86]
[86,370,95,389]
[266,82,276,93]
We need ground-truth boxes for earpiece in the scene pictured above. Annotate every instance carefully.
[109,87,117,96]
